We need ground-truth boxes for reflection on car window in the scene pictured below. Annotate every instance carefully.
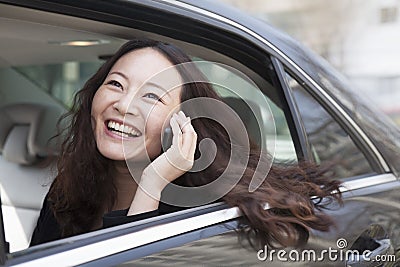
[120,230,262,266]
[286,73,374,178]
[120,229,334,266]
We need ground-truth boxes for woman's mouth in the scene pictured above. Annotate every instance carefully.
[105,120,142,138]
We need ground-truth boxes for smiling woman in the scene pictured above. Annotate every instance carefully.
[90,47,183,162]
[30,38,342,249]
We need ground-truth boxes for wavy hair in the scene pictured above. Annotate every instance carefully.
[50,39,342,248]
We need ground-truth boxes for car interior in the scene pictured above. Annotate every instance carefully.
[0,3,296,253]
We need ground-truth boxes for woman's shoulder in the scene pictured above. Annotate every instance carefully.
[30,193,62,246]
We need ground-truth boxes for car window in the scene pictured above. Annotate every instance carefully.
[285,73,374,178]
[0,1,297,255]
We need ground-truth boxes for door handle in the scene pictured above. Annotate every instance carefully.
[346,238,391,267]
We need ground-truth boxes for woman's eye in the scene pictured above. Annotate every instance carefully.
[144,93,163,102]
[106,80,123,89]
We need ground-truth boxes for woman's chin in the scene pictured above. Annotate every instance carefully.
[100,152,126,161]
[96,142,161,163]
[103,150,151,163]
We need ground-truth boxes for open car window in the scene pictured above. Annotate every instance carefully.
[0,2,301,256]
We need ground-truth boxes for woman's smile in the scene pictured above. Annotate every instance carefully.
[104,119,142,139]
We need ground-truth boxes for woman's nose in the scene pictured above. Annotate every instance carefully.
[113,94,139,116]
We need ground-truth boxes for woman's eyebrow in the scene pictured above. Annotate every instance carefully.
[146,81,171,97]
[108,71,129,80]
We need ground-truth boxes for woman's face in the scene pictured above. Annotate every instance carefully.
[91,47,182,162]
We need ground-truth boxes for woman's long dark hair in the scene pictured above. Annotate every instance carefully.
[50,39,342,248]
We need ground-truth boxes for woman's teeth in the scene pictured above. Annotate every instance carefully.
[107,121,141,137]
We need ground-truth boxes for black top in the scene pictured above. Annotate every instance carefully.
[30,194,183,246]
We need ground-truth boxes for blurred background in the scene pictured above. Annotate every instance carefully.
[218,0,400,126]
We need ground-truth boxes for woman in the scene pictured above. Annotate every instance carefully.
[30,39,341,249]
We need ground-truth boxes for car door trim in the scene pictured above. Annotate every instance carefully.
[11,173,396,266]
[13,207,243,267]
[339,174,396,192]
[80,220,240,267]
[157,0,390,173]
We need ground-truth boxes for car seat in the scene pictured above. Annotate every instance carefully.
[0,103,64,252]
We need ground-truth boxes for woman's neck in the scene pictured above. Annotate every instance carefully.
[112,162,143,211]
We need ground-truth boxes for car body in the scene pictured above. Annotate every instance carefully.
[0,0,399,266]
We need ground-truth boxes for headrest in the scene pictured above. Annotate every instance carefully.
[0,103,65,164]
[222,97,262,146]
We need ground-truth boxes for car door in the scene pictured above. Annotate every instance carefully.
[107,61,400,266]
[0,0,399,266]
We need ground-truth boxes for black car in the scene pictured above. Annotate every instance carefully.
[0,0,399,266]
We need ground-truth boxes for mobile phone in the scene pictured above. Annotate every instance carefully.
[161,126,173,152]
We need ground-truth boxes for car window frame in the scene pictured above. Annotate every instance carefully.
[0,0,302,263]
[271,57,311,161]
[0,0,299,261]
[6,203,241,266]
[1,1,314,260]
[80,220,241,267]
[272,58,388,175]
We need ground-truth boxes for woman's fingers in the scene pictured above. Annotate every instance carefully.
[175,111,197,158]
[169,113,182,148]
[147,111,197,184]
[179,112,197,157]
[182,120,197,157]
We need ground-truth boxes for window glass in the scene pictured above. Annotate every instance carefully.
[286,73,374,178]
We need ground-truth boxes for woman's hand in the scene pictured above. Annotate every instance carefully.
[145,110,197,184]
[128,111,197,215]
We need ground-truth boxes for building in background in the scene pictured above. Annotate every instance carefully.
[219,0,400,125]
